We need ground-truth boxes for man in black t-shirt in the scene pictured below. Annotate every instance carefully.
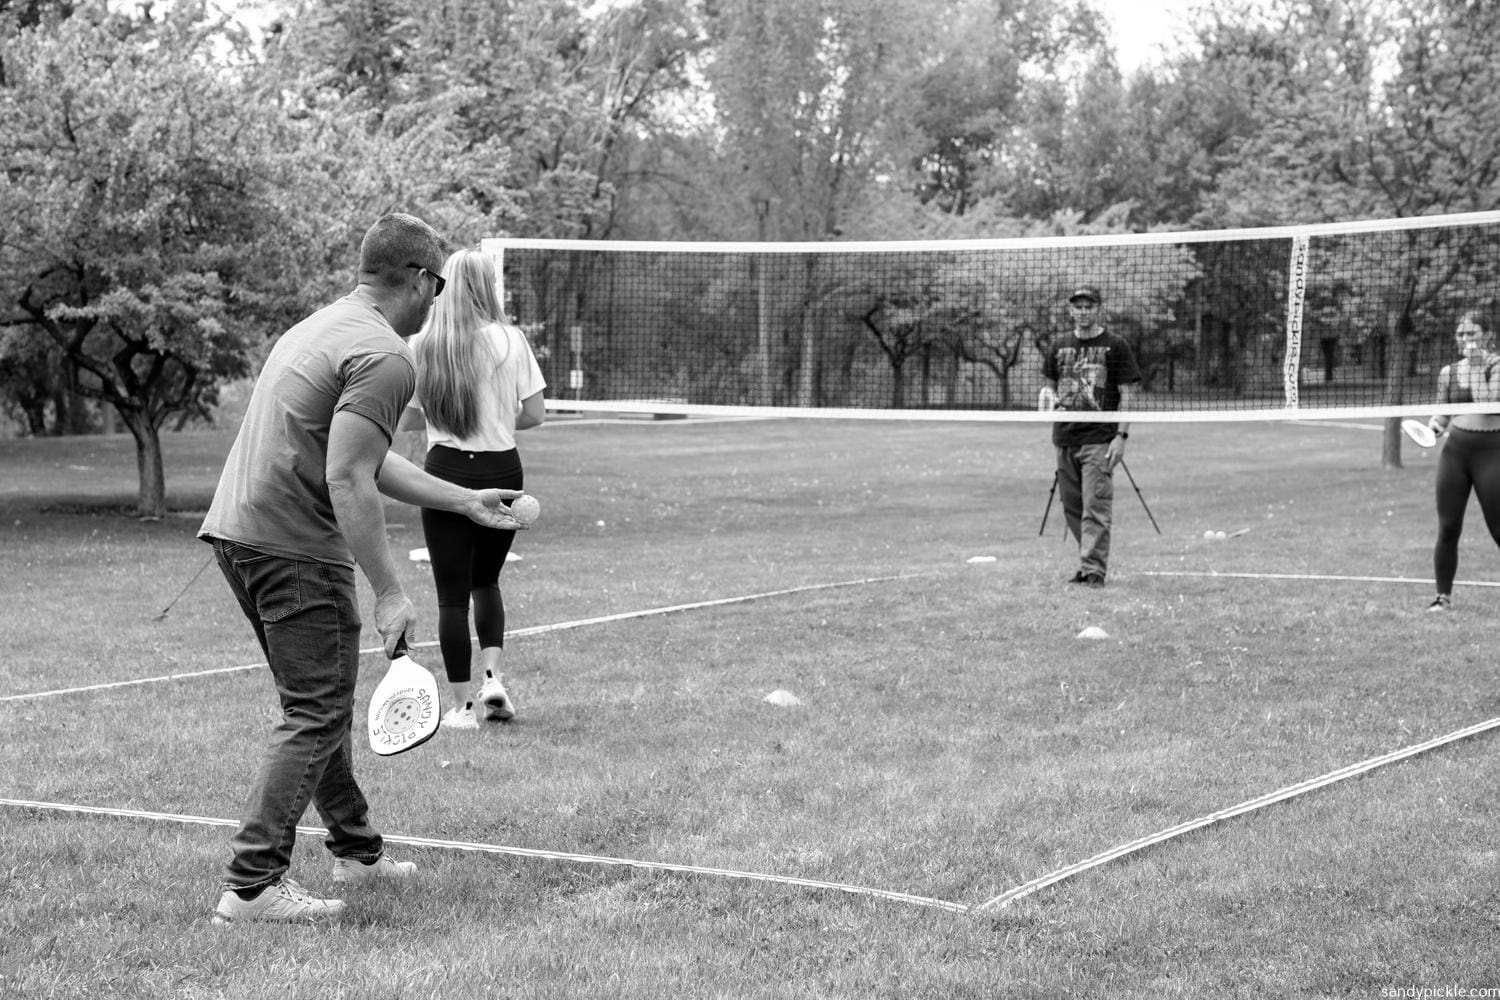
[1040,285,1142,587]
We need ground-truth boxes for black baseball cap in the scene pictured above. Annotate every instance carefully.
[1068,285,1102,305]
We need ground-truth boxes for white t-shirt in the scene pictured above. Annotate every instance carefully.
[409,322,546,453]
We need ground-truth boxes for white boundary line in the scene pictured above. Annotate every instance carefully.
[538,410,775,426]
[977,715,1500,912]
[7,714,1498,918]
[0,575,923,704]
[1139,570,1500,588]
[0,798,969,915]
[0,571,964,913]
[7,573,1497,915]
[1291,419,1387,432]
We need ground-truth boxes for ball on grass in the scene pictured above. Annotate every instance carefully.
[510,494,540,525]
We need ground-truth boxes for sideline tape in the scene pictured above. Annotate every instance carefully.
[3,717,1497,916]
[0,574,922,704]
[8,574,1497,913]
[1140,570,1500,588]
[0,798,969,915]
[976,714,1500,912]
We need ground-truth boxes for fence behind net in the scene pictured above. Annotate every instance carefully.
[482,212,1500,423]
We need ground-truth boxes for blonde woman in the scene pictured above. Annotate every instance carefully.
[1426,311,1500,611]
[409,249,546,723]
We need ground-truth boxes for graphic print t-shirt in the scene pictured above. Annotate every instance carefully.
[1041,329,1142,447]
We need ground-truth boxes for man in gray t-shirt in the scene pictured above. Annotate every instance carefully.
[200,294,417,565]
[201,213,527,925]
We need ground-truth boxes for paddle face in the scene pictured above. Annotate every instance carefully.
[368,636,441,757]
[1401,418,1437,448]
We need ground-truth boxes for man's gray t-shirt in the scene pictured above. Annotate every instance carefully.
[199,294,415,567]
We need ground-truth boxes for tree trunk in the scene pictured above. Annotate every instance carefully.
[889,359,905,408]
[1380,307,1414,471]
[120,409,167,518]
[798,305,818,407]
[919,343,932,407]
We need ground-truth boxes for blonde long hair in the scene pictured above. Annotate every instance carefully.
[413,249,511,440]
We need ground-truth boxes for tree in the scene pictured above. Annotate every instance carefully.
[1194,0,1500,466]
[0,332,74,434]
[905,0,1103,218]
[0,6,394,511]
[1104,4,1305,230]
[837,200,1197,409]
[698,0,935,404]
[269,0,698,240]
[1,6,275,512]
[265,0,701,394]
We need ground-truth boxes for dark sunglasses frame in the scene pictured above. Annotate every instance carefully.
[406,263,446,298]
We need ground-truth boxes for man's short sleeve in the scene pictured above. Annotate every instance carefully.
[337,351,416,444]
[1111,336,1143,386]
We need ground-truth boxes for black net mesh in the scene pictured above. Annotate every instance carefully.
[489,214,1500,420]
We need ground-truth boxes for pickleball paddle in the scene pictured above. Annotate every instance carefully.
[368,634,441,757]
[1401,418,1438,449]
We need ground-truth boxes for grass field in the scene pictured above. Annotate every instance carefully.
[1,416,1497,998]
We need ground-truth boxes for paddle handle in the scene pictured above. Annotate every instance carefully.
[393,633,409,659]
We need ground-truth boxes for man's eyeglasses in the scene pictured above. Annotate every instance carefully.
[406,263,446,298]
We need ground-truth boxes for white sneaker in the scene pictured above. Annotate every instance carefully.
[213,878,344,924]
[443,702,479,730]
[330,854,418,884]
[477,669,515,721]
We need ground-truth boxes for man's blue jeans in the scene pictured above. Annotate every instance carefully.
[211,539,383,892]
[1055,443,1115,577]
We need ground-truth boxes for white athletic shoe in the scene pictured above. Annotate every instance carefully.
[477,669,515,722]
[330,854,418,885]
[442,702,479,730]
[213,878,345,925]
[1428,594,1452,613]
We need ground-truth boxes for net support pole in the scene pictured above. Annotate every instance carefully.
[1283,233,1310,410]
[1039,471,1058,537]
[487,243,505,302]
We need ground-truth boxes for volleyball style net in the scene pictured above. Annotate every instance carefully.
[482,211,1500,423]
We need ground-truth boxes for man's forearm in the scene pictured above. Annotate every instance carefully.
[329,476,404,601]
[1116,385,1138,434]
[376,450,476,513]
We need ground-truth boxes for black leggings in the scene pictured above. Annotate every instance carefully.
[421,445,523,684]
[1433,426,1500,595]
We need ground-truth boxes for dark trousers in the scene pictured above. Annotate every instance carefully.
[212,539,382,892]
[1433,426,1500,595]
[421,446,524,684]
[1056,442,1115,576]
